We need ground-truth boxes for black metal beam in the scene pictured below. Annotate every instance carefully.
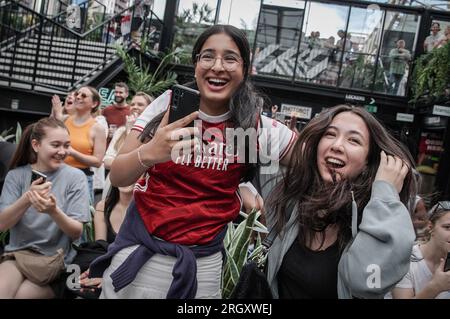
[160,0,179,52]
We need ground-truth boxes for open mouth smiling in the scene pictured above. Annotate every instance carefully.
[325,157,346,169]
[207,77,229,87]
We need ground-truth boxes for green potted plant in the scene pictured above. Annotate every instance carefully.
[115,37,183,97]
[410,42,450,104]
[221,209,267,298]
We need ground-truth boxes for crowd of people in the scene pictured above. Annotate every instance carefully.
[0,24,449,300]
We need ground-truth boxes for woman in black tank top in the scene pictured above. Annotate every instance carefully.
[94,185,133,244]
[70,184,133,298]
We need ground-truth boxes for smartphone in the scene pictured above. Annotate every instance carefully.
[31,170,47,185]
[169,84,200,127]
[444,252,450,272]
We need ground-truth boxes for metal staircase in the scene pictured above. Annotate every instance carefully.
[0,34,116,92]
[0,0,163,94]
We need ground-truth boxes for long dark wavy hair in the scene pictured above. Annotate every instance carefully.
[9,117,68,170]
[104,185,120,225]
[267,105,419,251]
[140,25,265,181]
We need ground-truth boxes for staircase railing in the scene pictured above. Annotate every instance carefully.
[0,0,164,92]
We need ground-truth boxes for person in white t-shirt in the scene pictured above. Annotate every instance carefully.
[391,201,450,299]
[424,22,446,53]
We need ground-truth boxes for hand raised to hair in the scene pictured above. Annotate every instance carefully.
[139,108,200,165]
[374,151,409,193]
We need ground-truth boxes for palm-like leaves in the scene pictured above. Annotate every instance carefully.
[222,209,267,298]
[411,42,450,103]
[115,42,183,97]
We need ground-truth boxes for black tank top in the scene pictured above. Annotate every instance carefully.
[278,239,340,299]
[105,212,117,244]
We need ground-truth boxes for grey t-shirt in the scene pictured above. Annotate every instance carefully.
[0,164,91,264]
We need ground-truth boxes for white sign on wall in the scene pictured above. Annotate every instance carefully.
[432,105,450,117]
[396,113,414,123]
[280,104,312,120]
[424,116,440,125]
[11,99,19,110]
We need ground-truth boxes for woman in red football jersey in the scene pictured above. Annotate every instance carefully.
[88,24,296,299]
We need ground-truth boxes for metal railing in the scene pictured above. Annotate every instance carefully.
[0,0,164,92]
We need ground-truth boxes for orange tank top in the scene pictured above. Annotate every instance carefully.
[64,116,96,169]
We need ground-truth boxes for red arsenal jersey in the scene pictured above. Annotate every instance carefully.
[132,91,295,245]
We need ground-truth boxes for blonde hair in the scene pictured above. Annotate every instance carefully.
[133,92,154,105]
[422,203,450,241]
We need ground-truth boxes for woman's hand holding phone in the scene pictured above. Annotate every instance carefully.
[139,108,200,166]
[26,190,58,214]
[29,178,52,198]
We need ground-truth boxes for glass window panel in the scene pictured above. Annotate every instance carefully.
[377,11,420,96]
[262,0,305,9]
[153,0,167,19]
[340,53,386,91]
[358,0,450,12]
[295,1,349,86]
[174,0,218,60]
[339,6,384,91]
[217,0,261,48]
[253,1,306,79]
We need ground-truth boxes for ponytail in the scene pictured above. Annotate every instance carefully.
[9,123,36,170]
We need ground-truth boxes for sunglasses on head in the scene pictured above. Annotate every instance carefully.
[429,201,450,217]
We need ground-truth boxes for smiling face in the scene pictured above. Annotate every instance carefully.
[195,33,244,115]
[75,87,98,114]
[31,127,70,172]
[64,92,76,114]
[114,86,128,104]
[129,96,149,115]
[431,23,440,35]
[317,111,370,183]
[429,211,450,253]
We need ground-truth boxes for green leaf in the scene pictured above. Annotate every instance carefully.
[222,247,240,299]
[411,42,450,102]
[221,208,268,298]
[15,122,22,144]
[0,230,9,246]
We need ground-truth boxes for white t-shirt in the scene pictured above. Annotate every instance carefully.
[394,244,450,299]
[424,33,446,52]
[0,164,91,264]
